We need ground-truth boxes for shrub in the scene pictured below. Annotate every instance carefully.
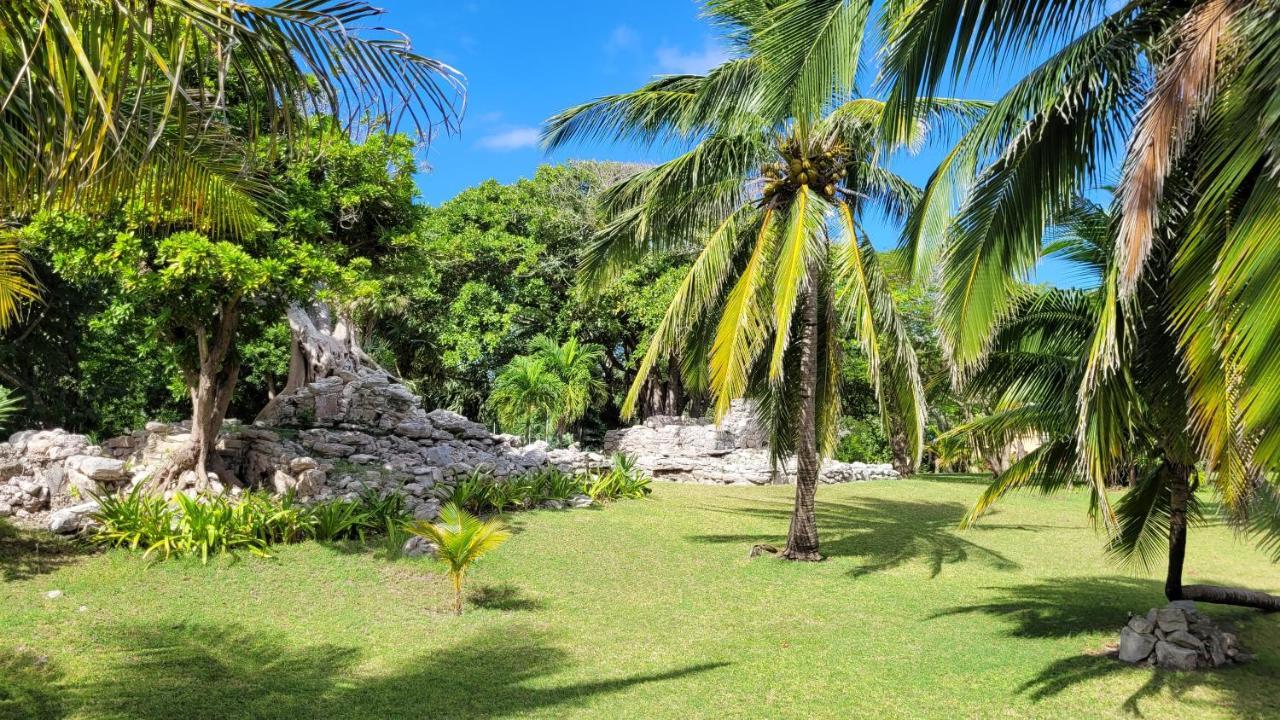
[89,486,180,559]
[306,499,371,542]
[583,454,651,503]
[173,493,269,563]
[528,467,584,503]
[449,469,495,515]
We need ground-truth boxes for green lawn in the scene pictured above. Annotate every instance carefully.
[2,477,1278,719]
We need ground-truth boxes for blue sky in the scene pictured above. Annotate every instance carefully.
[382,0,1088,286]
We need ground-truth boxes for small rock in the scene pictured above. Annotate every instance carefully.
[1166,629,1204,651]
[288,456,319,473]
[1119,626,1157,663]
[540,499,565,510]
[44,590,63,600]
[1155,640,1200,670]
[401,536,438,558]
[1154,607,1188,633]
[1127,614,1155,635]
[567,494,593,509]
[48,501,100,534]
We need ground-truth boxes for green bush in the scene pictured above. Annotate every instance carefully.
[88,488,411,563]
[583,454,651,503]
[834,417,891,464]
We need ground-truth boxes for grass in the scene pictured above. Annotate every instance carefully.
[1,476,1277,719]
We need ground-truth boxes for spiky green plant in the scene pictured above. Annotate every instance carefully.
[488,356,567,442]
[544,0,983,559]
[529,336,607,435]
[0,385,22,432]
[407,503,511,615]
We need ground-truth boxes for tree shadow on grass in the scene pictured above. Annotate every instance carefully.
[690,496,1020,578]
[0,649,63,720]
[0,520,95,583]
[935,576,1279,718]
[67,622,727,720]
[468,582,545,611]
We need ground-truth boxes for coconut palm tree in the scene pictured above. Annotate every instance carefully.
[407,503,511,615]
[529,335,606,435]
[488,356,567,443]
[544,0,983,560]
[950,198,1280,610]
[0,0,463,325]
[879,0,1280,521]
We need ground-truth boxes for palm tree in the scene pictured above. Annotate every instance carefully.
[407,503,511,615]
[489,356,567,443]
[529,335,606,435]
[544,0,981,560]
[880,0,1280,521]
[950,198,1280,610]
[0,1,463,324]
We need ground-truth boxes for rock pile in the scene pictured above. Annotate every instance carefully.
[1118,602,1252,670]
[602,400,899,485]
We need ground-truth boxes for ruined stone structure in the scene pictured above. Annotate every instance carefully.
[2,373,898,534]
[602,400,899,485]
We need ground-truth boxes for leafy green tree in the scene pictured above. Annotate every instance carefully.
[34,211,346,490]
[488,356,567,443]
[0,1,462,327]
[408,503,511,615]
[951,198,1280,610]
[545,0,980,559]
[881,0,1280,508]
[370,163,690,431]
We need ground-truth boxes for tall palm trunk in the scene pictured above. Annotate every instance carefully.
[1163,461,1280,610]
[783,270,822,561]
[1164,461,1192,601]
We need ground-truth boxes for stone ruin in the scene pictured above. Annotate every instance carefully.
[1117,602,1253,670]
[603,400,899,485]
[1,371,900,534]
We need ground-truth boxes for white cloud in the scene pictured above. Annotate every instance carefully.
[655,40,730,75]
[606,25,639,53]
[477,126,541,151]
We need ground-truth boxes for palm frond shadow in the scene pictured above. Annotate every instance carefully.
[69,622,728,720]
[0,649,63,720]
[934,577,1277,717]
[689,496,1020,577]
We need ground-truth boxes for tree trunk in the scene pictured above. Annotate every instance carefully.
[256,301,381,423]
[664,354,683,416]
[1163,461,1280,610]
[782,273,822,562]
[1165,461,1191,602]
[889,426,912,476]
[148,301,242,493]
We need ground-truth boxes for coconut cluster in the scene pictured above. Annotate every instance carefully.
[762,142,847,203]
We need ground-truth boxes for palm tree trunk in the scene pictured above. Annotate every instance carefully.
[782,273,822,562]
[453,572,464,615]
[1164,461,1280,610]
[1164,461,1191,601]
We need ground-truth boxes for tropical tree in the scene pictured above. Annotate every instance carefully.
[408,503,511,615]
[0,1,462,324]
[544,0,982,559]
[880,0,1280,562]
[488,356,567,443]
[949,198,1280,610]
[529,336,606,435]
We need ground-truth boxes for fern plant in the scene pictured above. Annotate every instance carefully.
[407,503,510,615]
